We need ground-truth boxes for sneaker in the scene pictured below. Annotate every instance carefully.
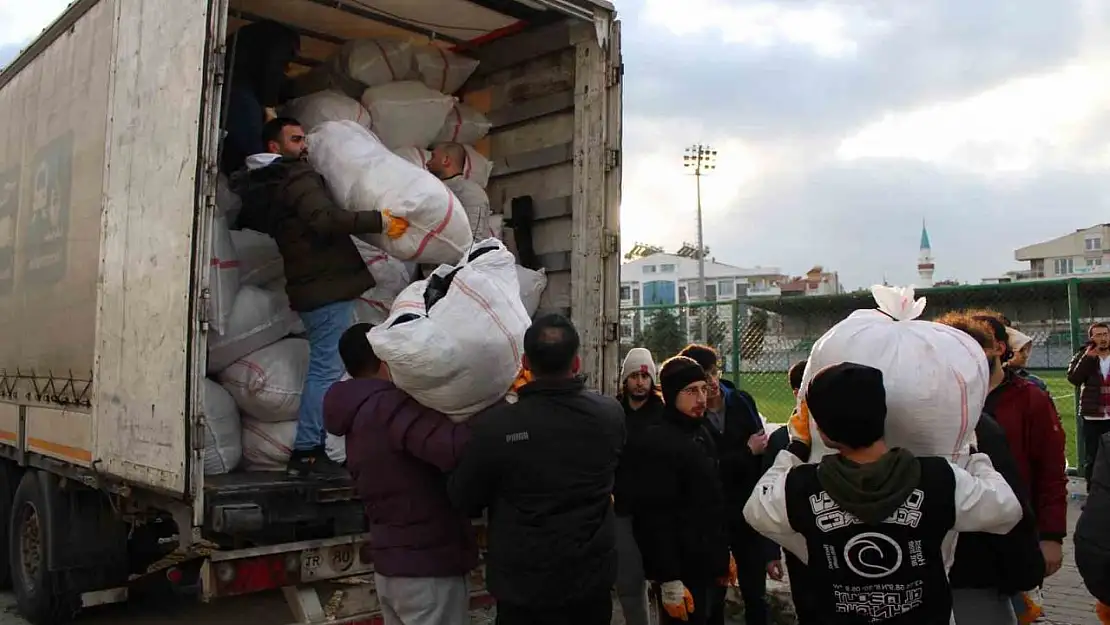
[286,447,346,477]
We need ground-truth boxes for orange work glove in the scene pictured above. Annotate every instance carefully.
[382,209,409,239]
[717,554,738,587]
[787,401,812,444]
[661,581,695,621]
[1097,600,1110,625]
[1016,589,1043,624]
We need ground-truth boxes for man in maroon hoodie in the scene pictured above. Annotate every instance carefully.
[968,310,1068,579]
[324,323,476,625]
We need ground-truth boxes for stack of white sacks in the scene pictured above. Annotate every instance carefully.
[201,40,548,475]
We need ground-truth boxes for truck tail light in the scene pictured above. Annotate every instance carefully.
[211,552,301,597]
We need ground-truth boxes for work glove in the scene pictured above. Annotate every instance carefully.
[382,209,409,239]
[716,554,738,587]
[1015,589,1044,625]
[787,402,811,445]
[1097,600,1110,625]
[661,580,695,621]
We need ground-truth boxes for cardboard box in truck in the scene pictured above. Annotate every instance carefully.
[0,0,621,622]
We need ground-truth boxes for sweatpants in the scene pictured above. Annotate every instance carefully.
[951,588,1018,625]
[496,588,613,625]
[615,515,651,625]
[374,574,469,625]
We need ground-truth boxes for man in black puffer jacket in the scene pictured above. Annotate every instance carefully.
[616,356,731,625]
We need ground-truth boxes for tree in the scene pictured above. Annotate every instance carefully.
[704,307,731,357]
[641,308,686,362]
[741,308,769,362]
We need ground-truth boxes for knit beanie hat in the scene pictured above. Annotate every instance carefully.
[807,362,887,449]
[659,356,707,407]
[621,348,657,385]
[1006,327,1033,352]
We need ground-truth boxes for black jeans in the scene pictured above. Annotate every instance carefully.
[1084,418,1110,489]
[496,589,612,625]
[784,550,819,625]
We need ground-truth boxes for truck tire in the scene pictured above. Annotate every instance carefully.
[9,472,78,625]
[0,461,21,590]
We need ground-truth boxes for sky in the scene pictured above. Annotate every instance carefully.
[3,0,1110,289]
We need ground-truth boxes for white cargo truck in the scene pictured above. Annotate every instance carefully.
[0,0,621,622]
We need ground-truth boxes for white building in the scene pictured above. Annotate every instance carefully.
[619,253,782,341]
[1013,224,1110,279]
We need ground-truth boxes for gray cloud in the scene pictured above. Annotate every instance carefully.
[618,0,1105,288]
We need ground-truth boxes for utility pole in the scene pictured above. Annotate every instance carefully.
[684,144,717,341]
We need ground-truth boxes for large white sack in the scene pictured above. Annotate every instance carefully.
[353,239,412,325]
[282,90,372,133]
[241,417,347,471]
[207,286,301,374]
[202,379,242,475]
[209,215,239,337]
[393,146,430,168]
[360,81,455,150]
[231,229,283,287]
[369,239,530,419]
[516,266,547,317]
[443,176,498,240]
[462,145,492,188]
[216,174,242,224]
[308,121,473,264]
[800,285,989,462]
[412,46,479,95]
[435,102,492,145]
[345,39,414,88]
[218,338,309,422]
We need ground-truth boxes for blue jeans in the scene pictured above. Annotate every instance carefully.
[295,300,354,451]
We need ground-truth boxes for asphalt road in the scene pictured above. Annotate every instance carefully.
[0,590,294,625]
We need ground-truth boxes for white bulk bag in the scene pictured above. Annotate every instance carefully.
[209,215,239,336]
[290,54,366,101]
[203,379,242,475]
[462,145,492,188]
[241,417,346,471]
[218,338,309,422]
[207,286,300,374]
[360,81,455,150]
[369,239,530,419]
[516,266,547,317]
[443,176,497,240]
[216,174,242,224]
[353,239,413,326]
[231,229,283,287]
[435,102,492,145]
[412,46,479,95]
[308,121,473,264]
[282,90,372,133]
[800,285,989,462]
[393,146,430,169]
[345,39,414,88]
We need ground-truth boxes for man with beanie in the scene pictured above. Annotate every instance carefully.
[745,362,1023,624]
[679,344,779,625]
[613,347,663,625]
[614,356,731,625]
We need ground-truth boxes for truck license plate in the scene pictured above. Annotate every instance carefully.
[301,542,370,581]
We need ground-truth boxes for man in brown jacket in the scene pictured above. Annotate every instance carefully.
[1068,322,1110,488]
[233,117,408,476]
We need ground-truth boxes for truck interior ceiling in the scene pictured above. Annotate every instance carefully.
[204,0,605,543]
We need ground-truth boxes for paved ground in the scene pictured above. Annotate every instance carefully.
[0,480,1102,624]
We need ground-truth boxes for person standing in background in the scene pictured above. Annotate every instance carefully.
[1068,322,1110,489]
[613,347,663,625]
[678,344,778,625]
[448,315,625,625]
[1074,430,1110,624]
[1005,327,1047,393]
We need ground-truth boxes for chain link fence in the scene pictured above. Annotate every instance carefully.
[620,277,1110,469]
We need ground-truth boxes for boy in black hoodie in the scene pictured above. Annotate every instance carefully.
[745,362,1023,624]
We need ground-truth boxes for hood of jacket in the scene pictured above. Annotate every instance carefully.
[816,448,922,525]
[226,20,299,107]
[322,377,399,438]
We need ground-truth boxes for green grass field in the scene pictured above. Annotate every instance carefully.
[731,369,1080,467]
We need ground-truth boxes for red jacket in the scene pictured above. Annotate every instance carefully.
[985,372,1068,541]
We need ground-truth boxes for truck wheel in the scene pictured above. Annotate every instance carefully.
[0,462,20,590]
[10,472,77,625]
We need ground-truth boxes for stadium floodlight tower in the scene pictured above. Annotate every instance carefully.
[683,144,717,341]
